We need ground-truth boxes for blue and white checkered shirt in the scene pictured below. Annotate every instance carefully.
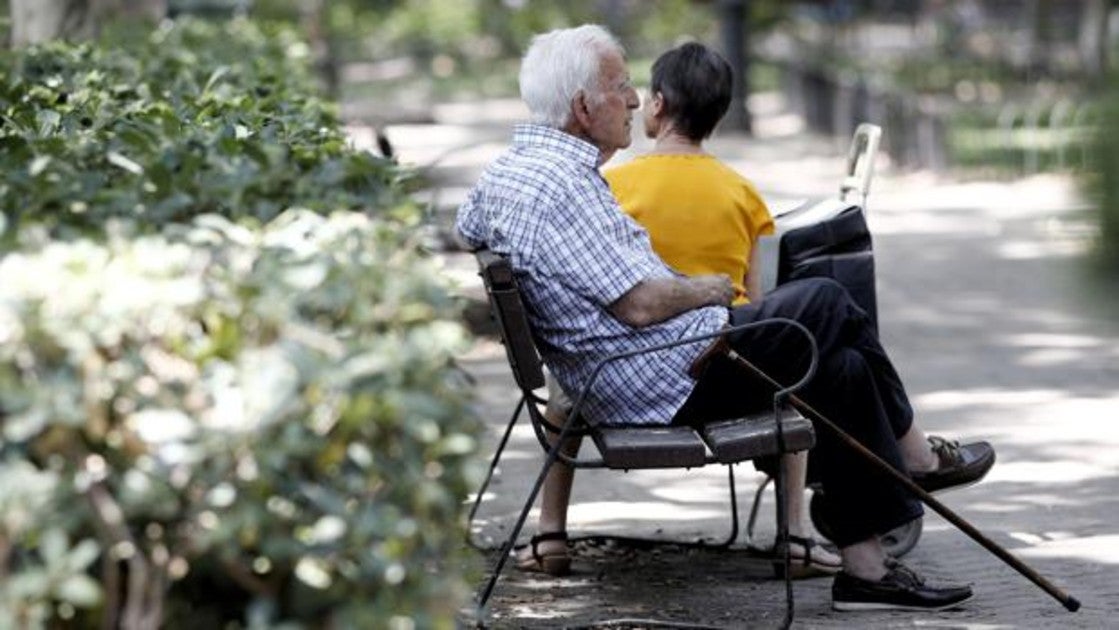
[457,124,729,426]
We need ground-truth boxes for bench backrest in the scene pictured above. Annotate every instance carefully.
[475,249,545,392]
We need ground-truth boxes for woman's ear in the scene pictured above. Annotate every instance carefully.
[649,91,665,117]
[642,90,665,138]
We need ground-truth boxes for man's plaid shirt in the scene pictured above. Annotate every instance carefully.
[456,124,728,426]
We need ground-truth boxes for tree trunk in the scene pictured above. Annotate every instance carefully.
[596,0,628,42]
[10,0,93,47]
[718,0,751,133]
[1079,0,1110,79]
[9,0,167,48]
[1024,0,1055,75]
[116,0,167,21]
[299,0,338,98]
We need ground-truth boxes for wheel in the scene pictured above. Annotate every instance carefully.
[879,516,922,557]
[809,488,923,558]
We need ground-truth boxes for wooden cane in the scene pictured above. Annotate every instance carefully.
[724,348,1082,613]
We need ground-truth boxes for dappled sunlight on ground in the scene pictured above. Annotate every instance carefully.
[568,501,726,526]
[996,237,1088,260]
[916,388,1066,410]
[910,622,1014,629]
[648,472,766,505]
[1016,535,1119,565]
[873,174,1087,216]
[987,462,1110,484]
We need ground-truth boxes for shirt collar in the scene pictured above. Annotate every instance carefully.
[512,123,601,169]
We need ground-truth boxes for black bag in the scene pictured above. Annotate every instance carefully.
[777,203,878,331]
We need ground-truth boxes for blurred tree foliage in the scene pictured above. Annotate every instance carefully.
[251,0,789,65]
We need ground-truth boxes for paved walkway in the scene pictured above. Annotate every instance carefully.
[356,93,1119,628]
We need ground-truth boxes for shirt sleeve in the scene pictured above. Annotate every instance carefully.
[743,179,775,239]
[455,187,486,249]
[537,174,665,307]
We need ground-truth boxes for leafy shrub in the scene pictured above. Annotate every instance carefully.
[0,18,409,238]
[0,16,481,630]
[0,211,479,628]
[1086,79,1119,271]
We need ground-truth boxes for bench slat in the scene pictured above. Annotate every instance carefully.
[592,426,707,470]
[700,409,815,464]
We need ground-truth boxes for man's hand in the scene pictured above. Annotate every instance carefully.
[609,274,733,328]
[691,274,735,307]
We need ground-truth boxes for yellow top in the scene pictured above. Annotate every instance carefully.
[605,154,774,305]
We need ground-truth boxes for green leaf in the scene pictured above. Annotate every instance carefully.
[202,65,232,95]
[8,569,50,599]
[107,151,144,175]
[66,539,101,572]
[35,109,61,135]
[293,556,332,590]
[116,125,157,152]
[55,574,102,607]
[28,155,51,177]
[38,529,67,564]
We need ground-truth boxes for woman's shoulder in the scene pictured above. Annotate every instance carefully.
[707,159,764,197]
[604,154,660,178]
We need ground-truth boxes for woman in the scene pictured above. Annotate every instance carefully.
[604,41,841,577]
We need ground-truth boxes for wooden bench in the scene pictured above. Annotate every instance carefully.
[468,248,818,623]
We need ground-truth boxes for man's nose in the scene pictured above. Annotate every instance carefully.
[626,87,640,110]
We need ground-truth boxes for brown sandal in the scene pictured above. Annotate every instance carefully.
[513,531,571,576]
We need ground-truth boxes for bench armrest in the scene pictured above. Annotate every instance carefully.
[563,317,818,433]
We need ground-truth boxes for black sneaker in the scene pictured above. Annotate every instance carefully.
[832,561,973,612]
[910,437,995,494]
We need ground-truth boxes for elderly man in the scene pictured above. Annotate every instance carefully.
[457,24,980,612]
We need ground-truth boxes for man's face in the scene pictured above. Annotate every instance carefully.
[584,50,640,159]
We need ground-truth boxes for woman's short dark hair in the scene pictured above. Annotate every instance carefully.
[650,42,734,141]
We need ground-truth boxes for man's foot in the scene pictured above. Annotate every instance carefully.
[910,436,995,494]
[832,560,973,611]
[513,532,571,576]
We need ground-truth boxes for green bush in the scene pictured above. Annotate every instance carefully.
[0,18,409,238]
[0,17,481,629]
[1087,79,1119,271]
[0,211,480,628]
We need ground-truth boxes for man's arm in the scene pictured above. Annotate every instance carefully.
[454,190,488,251]
[609,274,733,328]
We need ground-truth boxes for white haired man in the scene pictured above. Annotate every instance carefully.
[457,24,984,611]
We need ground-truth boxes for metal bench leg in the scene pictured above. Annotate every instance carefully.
[466,395,525,549]
[714,464,740,548]
[729,456,795,625]
[772,447,794,629]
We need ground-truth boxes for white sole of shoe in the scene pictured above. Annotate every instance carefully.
[918,475,987,495]
[832,592,974,612]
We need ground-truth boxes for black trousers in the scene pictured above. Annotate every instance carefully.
[674,277,923,547]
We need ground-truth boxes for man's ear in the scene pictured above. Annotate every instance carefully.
[571,89,594,130]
